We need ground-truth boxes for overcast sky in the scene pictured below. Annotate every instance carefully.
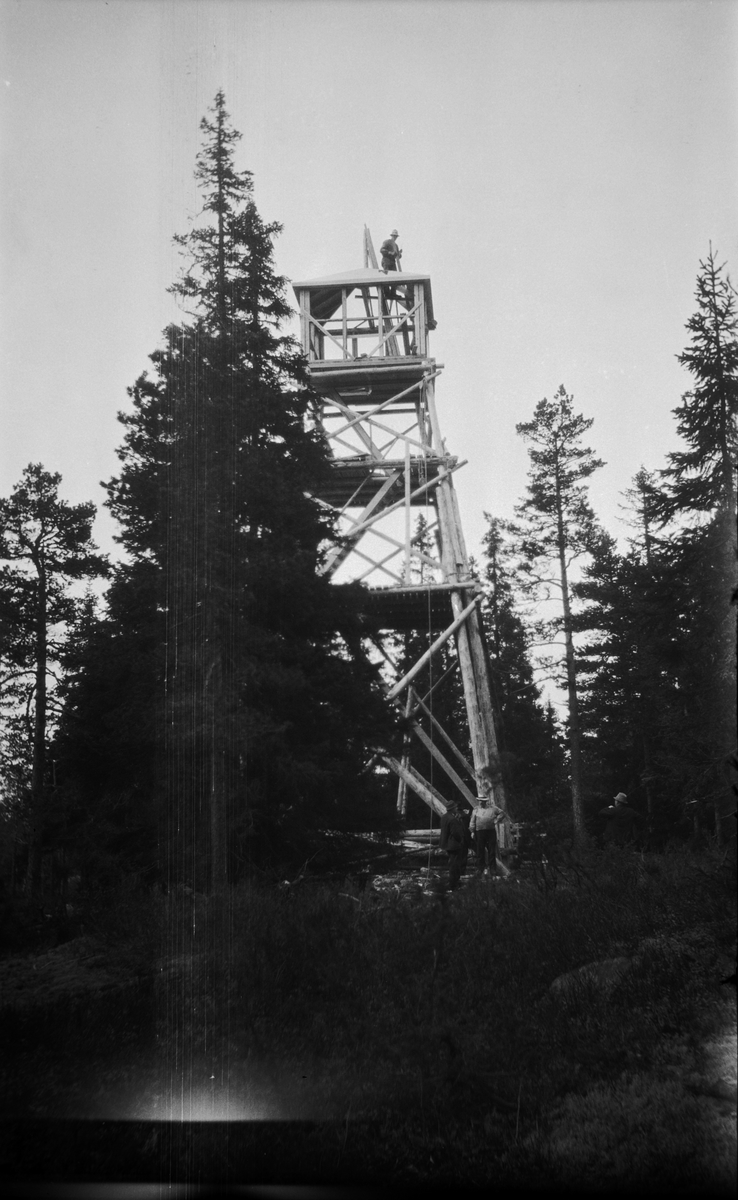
[2,0,737,566]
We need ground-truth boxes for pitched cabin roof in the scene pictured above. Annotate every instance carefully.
[293,267,434,325]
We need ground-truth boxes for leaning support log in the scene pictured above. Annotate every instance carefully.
[403,712,478,806]
[381,755,448,817]
[407,690,476,782]
[387,594,480,700]
[447,479,508,811]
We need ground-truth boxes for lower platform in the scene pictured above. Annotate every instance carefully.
[311,455,448,510]
[310,357,431,406]
[351,583,477,632]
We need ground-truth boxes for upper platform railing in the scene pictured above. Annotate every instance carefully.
[293,268,435,364]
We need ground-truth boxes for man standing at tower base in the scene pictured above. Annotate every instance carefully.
[471,788,503,875]
[439,801,469,889]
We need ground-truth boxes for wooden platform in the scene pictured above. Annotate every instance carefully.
[312,456,446,510]
[352,584,460,632]
[310,358,430,406]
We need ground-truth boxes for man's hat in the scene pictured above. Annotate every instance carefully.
[613,792,627,803]
[390,229,399,236]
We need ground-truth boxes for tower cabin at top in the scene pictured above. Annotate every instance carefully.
[292,267,435,407]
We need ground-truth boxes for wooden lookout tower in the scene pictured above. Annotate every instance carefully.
[294,230,512,842]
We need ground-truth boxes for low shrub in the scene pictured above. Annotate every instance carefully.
[3,842,735,1185]
[536,1072,736,1192]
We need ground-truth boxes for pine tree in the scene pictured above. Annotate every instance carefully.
[0,465,107,891]
[514,386,605,843]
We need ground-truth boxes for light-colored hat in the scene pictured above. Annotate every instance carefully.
[613,792,627,804]
[390,229,399,236]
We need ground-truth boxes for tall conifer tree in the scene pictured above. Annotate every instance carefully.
[514,387,604,843]
[659,247,738,521]
[657,248,738,842]
[0,465,107,891]
[103,93,388,893]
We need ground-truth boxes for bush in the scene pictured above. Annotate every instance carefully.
[536,1073,736,1192]
[2,843,735,1185]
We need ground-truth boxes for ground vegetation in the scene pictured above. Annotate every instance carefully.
[0,845,734,1192]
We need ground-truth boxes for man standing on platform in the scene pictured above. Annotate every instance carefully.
[380,229,402,272]
[470,787,503,875]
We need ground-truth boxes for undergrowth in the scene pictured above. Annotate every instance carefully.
[2,842,736,1190]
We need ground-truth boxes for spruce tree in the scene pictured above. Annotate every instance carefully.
[102,93,389,892]
[657,522,735,840]
[658,248,738,842]
[621,468,663,567]
[514,386,605,843]
[660,247,738,521]
[576,462,735,844]
[574,526,669,831]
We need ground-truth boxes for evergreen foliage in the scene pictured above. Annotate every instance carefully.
[576,486,735,844]
[0,465,107,891]
[573,515,679,837]
[62,93,392,889]
[1,143,734,914]
[657,247,737,842]
[479,516,566,820]
[571,250,738,846]
[659,246,738,520]
[53,563,163,887]
[649,519,737,841]
[513,386,605,841]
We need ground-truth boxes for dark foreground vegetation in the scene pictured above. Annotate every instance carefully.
[1,842,735,1192]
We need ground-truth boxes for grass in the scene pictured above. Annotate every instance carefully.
[1,841,736,1190]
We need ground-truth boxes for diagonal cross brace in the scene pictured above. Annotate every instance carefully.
[400,706,478,806]
[329,370,443,441]
[331,459,464,546]
[320,469,402,576]
[408,689,476,781]
[380,754,448,817]
[386,593,481,700]
[317,461,464,579]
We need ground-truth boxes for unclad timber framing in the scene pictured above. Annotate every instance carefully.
[294,256,513,848]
